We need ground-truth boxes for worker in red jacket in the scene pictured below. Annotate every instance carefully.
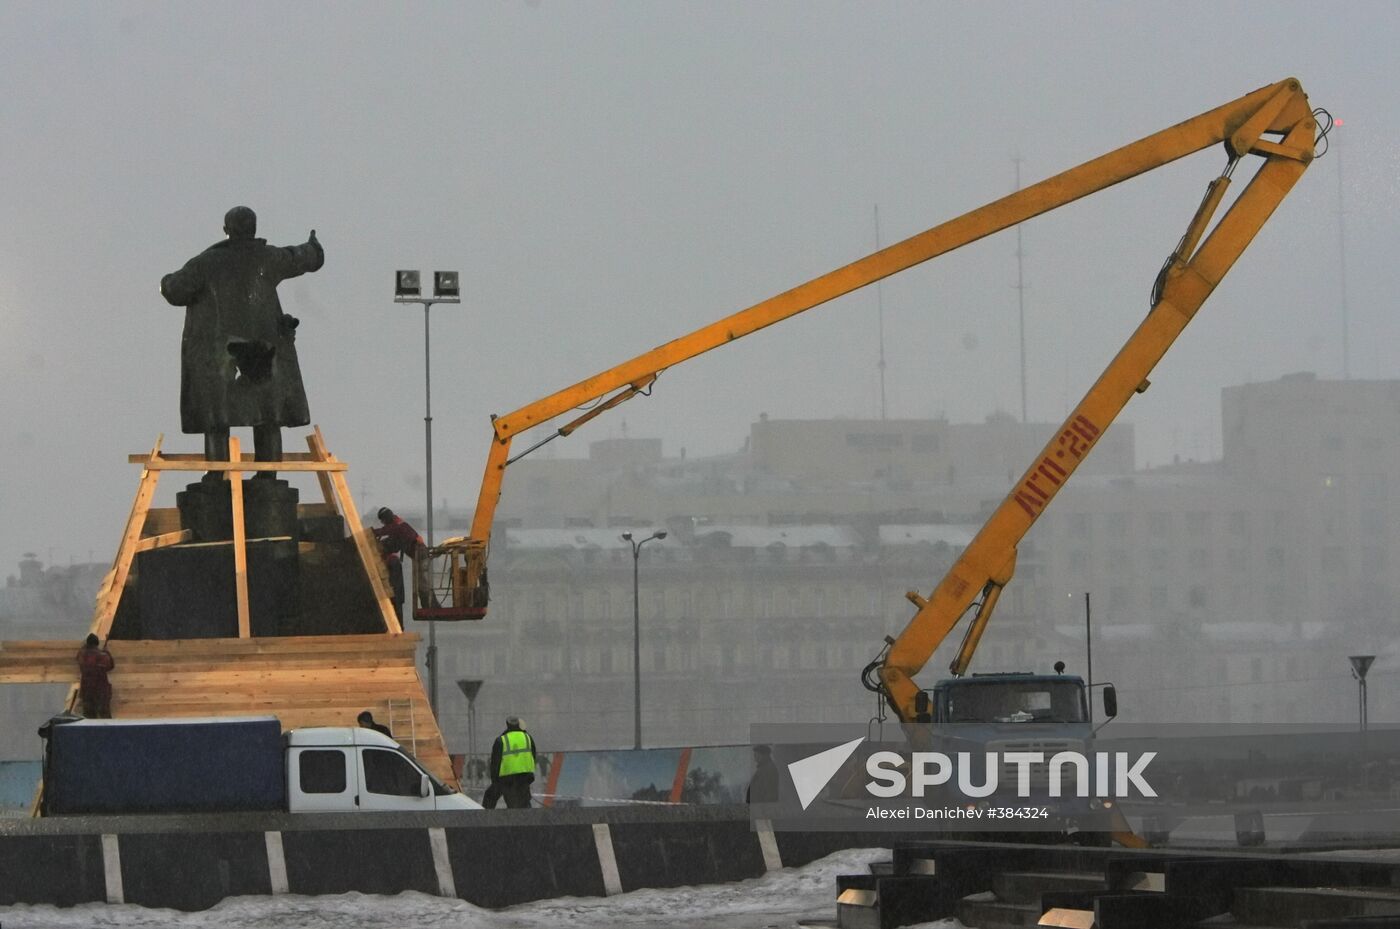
[76,634,116,718]
[373,508,435,611]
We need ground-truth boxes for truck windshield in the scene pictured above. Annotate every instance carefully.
[944,680,1086,724]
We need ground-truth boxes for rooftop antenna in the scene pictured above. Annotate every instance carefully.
[1335,118,1350,380]
[874,205,888,420]
[1013,155,1029,423]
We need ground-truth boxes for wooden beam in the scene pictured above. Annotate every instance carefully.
[305,429,338,511]
[228,437,251,639]
[137,460,346,473]
[132,530,192,553]
[93,435,164,639]
[310,428,402,635]
[128,452,321,463]
[141,507,183,537]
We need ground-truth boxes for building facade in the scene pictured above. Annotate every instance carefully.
[6,374,1394,759]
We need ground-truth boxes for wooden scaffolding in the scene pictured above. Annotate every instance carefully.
[0,428,456,787]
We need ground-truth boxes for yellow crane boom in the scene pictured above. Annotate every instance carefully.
[438,80,1320,672]
[874,80,1319,721]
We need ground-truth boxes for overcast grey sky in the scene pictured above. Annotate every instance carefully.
[2,2,1396,576]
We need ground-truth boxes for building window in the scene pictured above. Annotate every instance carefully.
[846,432,904,449]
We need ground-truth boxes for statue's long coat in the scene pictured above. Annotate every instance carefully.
[160,235,322,433]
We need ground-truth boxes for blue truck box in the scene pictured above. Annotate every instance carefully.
[45,717,286,815]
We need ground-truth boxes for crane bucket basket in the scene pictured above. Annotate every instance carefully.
[412,539,488,622]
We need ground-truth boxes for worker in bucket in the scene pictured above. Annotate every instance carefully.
[484,716,538,809]
[75,633,116,718]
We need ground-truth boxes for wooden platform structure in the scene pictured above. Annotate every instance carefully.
[0,429,456,789]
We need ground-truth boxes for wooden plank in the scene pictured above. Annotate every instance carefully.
[310,428,401,635]
[112,665,422,683]
[94,655,414,673]
[139,460,347,472]
[141,508,183,537]
[228,436,250,639]
[93,435,164,639]
[117,690,436,708]
[132,529,192,553]
[128,452,321,463]
[0,633,419,659]
[304,431,339,511]
[0,666,74,684]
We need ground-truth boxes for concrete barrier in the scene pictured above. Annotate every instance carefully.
[0,804,893,912]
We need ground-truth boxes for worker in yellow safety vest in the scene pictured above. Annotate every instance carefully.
[483,716,537,809]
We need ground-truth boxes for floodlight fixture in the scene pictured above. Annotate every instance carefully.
[395,269,421,299]
[434,271,460,300]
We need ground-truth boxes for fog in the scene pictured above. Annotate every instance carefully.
[2,4,1399,753]
[2,2,1395,573]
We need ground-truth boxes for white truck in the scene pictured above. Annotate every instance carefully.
[40,716,482,815]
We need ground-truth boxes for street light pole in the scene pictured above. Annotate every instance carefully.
[1084,591,1093,726]
[1350,655,1375,732]
[394,271,460,717]
[622,530,667,750]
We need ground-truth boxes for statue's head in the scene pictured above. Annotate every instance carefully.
[223,206,257,239]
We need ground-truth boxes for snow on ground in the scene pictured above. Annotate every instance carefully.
[0,848,966,929]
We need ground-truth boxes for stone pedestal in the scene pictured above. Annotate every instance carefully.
[177,478,300,543]
[135,539,299,638]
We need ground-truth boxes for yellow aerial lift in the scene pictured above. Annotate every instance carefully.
[418,79,1325,662]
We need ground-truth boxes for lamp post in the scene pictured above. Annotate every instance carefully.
[394,270,460,716]
[1349,655,1375,732]
[456,679,484,784]
[621,530,667,750]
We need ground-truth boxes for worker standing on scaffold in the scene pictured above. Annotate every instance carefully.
[373,507,434,611]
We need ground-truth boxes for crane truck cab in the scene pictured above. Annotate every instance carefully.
[924,671,1115,729]
[906,671,1120,834]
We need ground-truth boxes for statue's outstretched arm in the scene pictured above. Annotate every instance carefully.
[273,230,324,281]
